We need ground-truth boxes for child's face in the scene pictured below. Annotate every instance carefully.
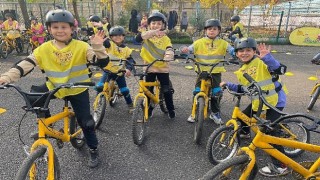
[206,26,220,39]
[48,22,73,42]
[231,21,236,26]
[236,48,255,63]
[31,20,36,25]
[149,20,163,30]
[111,35,125,45]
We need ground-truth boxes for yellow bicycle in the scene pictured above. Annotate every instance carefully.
[307,70,320,111]
[0,30,24,58]
[1,82,94,179]
[200,73,320,180]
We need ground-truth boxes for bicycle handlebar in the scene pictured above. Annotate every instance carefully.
[0,82,95,111]
[130,59,174,77]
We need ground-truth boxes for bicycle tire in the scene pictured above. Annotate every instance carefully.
[194,97,205,144]
[159,91,168,114]
[0,42,8,59]
[93,94,107,129]
[16,41,23,54]
[307,86,320,111]
[132,98,146,145]
[206,125,240,165]
[70,115,85,149]
[281,118,310,157]
[200,154,257,180]
[15,146,60,180]
[109,87,119,107]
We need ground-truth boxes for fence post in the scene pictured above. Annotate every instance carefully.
[284,2,291,37]
[247,3,253,36]
[276,11,284,43]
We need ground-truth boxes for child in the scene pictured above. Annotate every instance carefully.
[220,37,289,177]
[229,15,247,43]
[0,9,110,168]
[138,13,148,33]
[30,17,45,46]
[101,16,111,37]
[2,13,23,52]
[134,11,175,119]
[181,19,235,124]
[95,25,135,113]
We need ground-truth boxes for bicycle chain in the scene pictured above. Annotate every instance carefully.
[291,161,319,180]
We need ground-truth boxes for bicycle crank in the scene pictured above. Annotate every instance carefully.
[291,161,320,179]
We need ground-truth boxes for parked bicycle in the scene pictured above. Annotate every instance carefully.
[131,59,172,146]
[206,85,309,165]
[0,30,24,59]
[200,73,320,180]
[308,53,320,111]
[0,82,95,179]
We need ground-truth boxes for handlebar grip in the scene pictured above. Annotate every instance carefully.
[73,82,96,86]
[243,73,255,83]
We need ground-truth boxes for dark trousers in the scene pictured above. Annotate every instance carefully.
[195,73,221,113]
[31,84,98,149]
[145,73,174,111]
[106,73,132,104]
[241,104,285,167]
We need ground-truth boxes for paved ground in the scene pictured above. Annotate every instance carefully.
[0,44,320,179]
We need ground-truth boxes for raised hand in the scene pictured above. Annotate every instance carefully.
[257,43,271,58]
[89,30,106,45]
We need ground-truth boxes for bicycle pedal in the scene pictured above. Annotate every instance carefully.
[56,139,64,149]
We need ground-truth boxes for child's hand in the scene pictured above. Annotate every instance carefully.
[257,43,271,58]
[220,82,227,88]
[0,78,8,85]
[90,30,106,45]
[125,69,131,77]
[180,47,189,53]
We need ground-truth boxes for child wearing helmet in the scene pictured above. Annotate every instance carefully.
[229,15,247,43]
[134,11,176,119]
[87,15,109,37]
[30,17,46,46]
[181,19,235,124]
[95,26,135,113]
[0,9,111,168]
[220,37,289,177]
[2,13,23,52]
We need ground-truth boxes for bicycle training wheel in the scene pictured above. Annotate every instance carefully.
[0,42,8,59]
[194,97,205,145]
[281,119,310,157]
[109,87,120,107]
[307,86,320,111]
[206,125,240,165]
[15,146,61,180]
[132,98,146,145]
[199,154,257,180]
[93,94,107,129]
[70,116,86,149]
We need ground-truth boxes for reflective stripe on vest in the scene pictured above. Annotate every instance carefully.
[142,40,165,60]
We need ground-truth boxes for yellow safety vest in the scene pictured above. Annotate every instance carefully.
[104,41,132,73]
[102,23,109,37]
[193,38,228,73]
[31,23,45,37]
[3,20,18,30]
[33,40,91,99]
[140,35,172,68]
[234,57,288,111]
[232,22,247,38]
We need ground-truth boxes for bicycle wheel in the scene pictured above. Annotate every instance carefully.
[206,125,240,165]
[16,41,24,54]
[281,118,310,157]
[194,97,205,144]
[0,42,8,59]
[307,86,320,111]
[159,91,168,114]
[93,94,107,129]
[132,98,146,145]
[109,87,120,107]
[200,154,257,180]
[70,115,85,149]
[15,146,60,180]
[26,43,32,55]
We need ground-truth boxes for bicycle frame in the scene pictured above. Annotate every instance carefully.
[191,78,211,120]
[310,83,320,95]
[93,78,118,107]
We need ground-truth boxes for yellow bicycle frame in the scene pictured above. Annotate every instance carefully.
[191,78,211,120]
[93,79,117,108]
[28,106,81,180]
[310,83,320,96]
[133,79,160,122]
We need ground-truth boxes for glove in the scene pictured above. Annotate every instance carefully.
[163,48,174,61]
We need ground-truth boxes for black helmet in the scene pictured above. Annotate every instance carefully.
[45,9,74,27]
[231,15,240,22]
[5,13,14,19]
[234,37,257,52]
[30,16,37,21]
[204,19,221,30]
[109,26,126,36]
[89,15,100,23]
[147,11,167,25]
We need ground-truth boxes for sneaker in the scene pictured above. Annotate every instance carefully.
[168,110,175,119]
[239,133,251,139]
[259,163,289,177]
[209,112,223,125]
[88,148,99,168]
[187,115,195,123]
[148,107,154,118]
[94,82,104,93]
[128,103,134,114]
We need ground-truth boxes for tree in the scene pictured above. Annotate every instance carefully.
[69,0,82,27]
[18,0,30,28]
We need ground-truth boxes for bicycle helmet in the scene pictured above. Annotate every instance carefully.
[89,15,101,23]
[147,11,167,25]
[5,13,14,19]
[109,26,126,36]
[231,15,240,22]
[30,16,37,21]
[234,37,257,52]
[204,19,221,30]
[45,9,74,27]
